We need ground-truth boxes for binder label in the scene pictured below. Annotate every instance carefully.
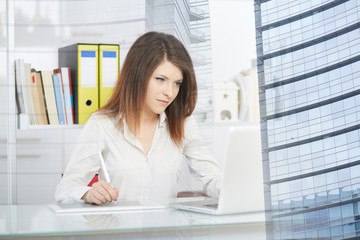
[102,51,118,87]
[81,50,97,88]
[103,51,116,58]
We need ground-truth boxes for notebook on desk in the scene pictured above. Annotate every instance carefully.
[170,124,265,215]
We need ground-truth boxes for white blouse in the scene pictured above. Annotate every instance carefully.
[55,112,222,203]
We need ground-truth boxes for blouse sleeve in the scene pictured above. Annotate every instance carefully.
[182,116,223,198]
[54,115,106,203]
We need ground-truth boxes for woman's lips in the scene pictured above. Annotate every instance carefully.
[158,100,169,105]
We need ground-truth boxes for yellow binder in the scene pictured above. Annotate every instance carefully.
[98,44,119,107]
[59,44,99,124]
[78,44,99,124]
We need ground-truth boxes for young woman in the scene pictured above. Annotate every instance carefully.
[55,31,222,205]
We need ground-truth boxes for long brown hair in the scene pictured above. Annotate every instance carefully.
[98,31,197,146]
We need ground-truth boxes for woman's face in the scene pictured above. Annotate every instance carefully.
[143,60,183,118]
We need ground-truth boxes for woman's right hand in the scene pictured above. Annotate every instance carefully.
[81,179,119,205]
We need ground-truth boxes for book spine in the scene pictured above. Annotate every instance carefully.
[52,74,66,125]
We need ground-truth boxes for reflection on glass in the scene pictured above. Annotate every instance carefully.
[84,214,120,230]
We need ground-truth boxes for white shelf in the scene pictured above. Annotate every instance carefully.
[17,113,84,130]
[22,124,84,130]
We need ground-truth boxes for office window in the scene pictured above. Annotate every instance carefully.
[269,129,360,181]
[338,169,351,182]
[266,62,360,114]
[318,227,331,238]
[330,225,343,237]
[302,177,314,190]
[267,96,360,148]
[264,28,360,85]
[262,0,360,55]
[329,206,342,221]
[343,223,355,236]
[341,203,354,219]
[350,165,360,178]
[314,174,326,187]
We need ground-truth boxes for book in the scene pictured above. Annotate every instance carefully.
[15,59,38,125]
[53,68,73,124]
[53,72,67,124]
[30,70,40,124]
[15,59,26,114]
[24,63,37,125]
[52,73,66,124]
[40,70,59,125]
[31,70,49,125]
[66,68,75,124]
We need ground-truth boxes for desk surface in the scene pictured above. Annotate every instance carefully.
[0,203,266,239]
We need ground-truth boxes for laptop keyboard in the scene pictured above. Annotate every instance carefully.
[205,203,218,209]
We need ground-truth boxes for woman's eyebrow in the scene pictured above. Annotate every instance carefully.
[157,73,183,82]
[158,74,169,80]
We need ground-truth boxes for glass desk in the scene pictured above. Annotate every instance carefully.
[0,204,266,240]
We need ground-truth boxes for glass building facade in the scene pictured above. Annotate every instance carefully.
[254,0,360,239]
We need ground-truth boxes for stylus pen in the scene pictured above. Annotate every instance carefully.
[98,151,117,203]
[98,151,111,184]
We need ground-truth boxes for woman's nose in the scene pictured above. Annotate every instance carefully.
[163,83,173,98]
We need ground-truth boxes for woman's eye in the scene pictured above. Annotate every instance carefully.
[156,77,165,82]
[175,82,182,86]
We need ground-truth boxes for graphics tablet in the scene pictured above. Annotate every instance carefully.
[48,200,166,214]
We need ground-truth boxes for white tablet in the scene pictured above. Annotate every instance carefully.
[48,200,166,214]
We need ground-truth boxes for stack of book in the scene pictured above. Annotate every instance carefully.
[15,43,120,128]
[15,59,74,127]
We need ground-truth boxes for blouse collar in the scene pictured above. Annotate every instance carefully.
[121,112,167,140]
[158,112,167,128]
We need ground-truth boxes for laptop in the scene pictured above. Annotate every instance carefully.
[170,124,265,215]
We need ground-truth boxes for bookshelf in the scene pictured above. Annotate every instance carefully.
[20,123,84,131]
[2,0,215,205]
[3,0,129,204]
